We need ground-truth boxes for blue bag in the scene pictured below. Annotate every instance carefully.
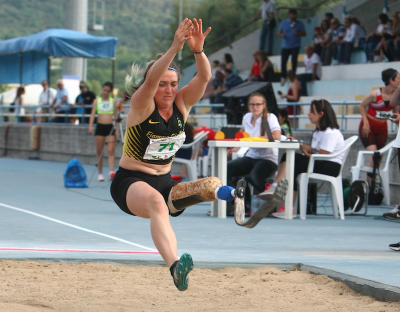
[64,158,88,188]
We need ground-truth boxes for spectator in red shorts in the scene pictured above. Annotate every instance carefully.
[359,68,400,183]
[248,50,261,81]
[278,70,301,127]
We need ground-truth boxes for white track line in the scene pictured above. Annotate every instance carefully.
[0,202,157,252]
[0,247,158,254]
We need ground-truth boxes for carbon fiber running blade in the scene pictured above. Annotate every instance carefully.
[234,179,289,228]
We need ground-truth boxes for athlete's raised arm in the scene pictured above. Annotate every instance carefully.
[125,18,193,114]
[177,18,212,112]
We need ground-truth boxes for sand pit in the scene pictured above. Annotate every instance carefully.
[0,260,398,312]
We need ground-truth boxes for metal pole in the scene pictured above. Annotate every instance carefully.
[178,0,183,62]
[19,52,23,86]
[111,58,115,89]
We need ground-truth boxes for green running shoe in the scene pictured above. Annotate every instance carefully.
[172,253,194,291]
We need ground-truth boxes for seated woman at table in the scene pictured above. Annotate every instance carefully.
[227,92,281,196]
[260,99,345,218]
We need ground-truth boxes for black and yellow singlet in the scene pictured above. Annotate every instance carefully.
[123,103,186,165]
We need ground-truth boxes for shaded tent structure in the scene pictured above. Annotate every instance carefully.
[0,29,118,85]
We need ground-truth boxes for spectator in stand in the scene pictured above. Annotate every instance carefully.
[255,50,274,82]
[365,13,389,63]
[312,26,324,55]
[248,50,261,81]
[51,79,70,123]
[75,81,96,124]
[386,12,400,61]
[211,60,220,79]
[223,53,238,74]
[352,17,366,49]
[278,8,306,86]
[320,19,332,47]
[320,18,345,65]
[214,67,243,103]
[297,45,321,96]
[35,79,55,123]
[210,70,225,105]
[278,70,301,127]
[325,12,334,22]
[252,0,276,55]
[338,14,357,65]
[278,108,291,137]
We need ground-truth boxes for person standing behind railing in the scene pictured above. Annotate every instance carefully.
[75,81,96,124]
[36,79,55,123]
[51,79,70,123]
[12,87,25,123]
[359,68,400,184]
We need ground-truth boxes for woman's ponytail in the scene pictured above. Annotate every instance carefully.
[124,62,142,96]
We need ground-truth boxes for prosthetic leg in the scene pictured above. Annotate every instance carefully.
[168,177,289,228]
[234,179,288,228]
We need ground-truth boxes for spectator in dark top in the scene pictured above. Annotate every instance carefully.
[223,53,238,74]
[338,15,357,64]
[214,67,243,104]
[75,81,96,124]
[320,18,345,65]
[297,45,322,96]
[210,71,225,104]
[252,0,276,55]
[386,12,400,61]
[352,17,367,49]
[248,50,261,81]
[278,8,306,86]
[211,60,220,79]
[312,26,324,55]
[325,12,334,22]
[365,13,389,62]
[223,67,243,90]
[255,50,274,82]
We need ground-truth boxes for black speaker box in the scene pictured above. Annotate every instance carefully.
[222,82,278,125]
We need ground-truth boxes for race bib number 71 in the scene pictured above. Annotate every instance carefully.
[143,132,186,161]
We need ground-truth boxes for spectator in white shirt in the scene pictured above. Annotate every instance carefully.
[338,15,356,64]
[260,99,344,218]
[297,45,322,96]
[35,79,55,123]
[227,92,281,199]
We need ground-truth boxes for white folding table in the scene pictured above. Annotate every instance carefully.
[207,140,300,220]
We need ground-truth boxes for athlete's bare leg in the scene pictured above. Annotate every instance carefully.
[126,181,179,267]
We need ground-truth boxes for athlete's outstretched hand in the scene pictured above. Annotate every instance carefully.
[187,18,211,52]
[171,18,193,53]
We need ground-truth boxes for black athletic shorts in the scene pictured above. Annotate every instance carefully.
[95,123,115,136]
[110,167,182,217]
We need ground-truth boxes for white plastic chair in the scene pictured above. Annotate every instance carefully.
[174,131,209,181]
[350,140,395,205]
[198,145,212,177]
[296,136,358,220]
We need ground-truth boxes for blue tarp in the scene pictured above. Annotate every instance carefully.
[0,29,118,84]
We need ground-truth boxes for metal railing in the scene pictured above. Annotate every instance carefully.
[0,101,397,133]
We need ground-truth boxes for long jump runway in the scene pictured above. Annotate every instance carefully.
[1,158,400,289]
